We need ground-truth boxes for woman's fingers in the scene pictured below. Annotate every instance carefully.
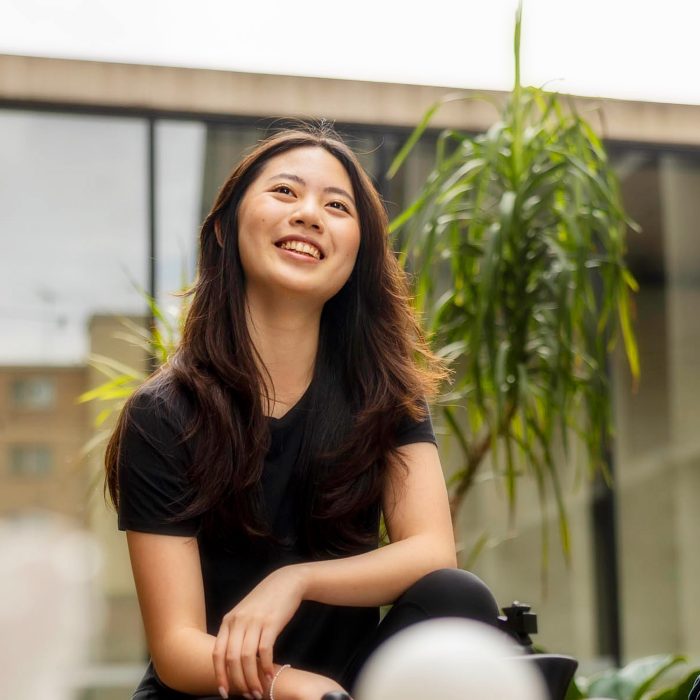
[258,626,276,682]
[214,614,281,699]
[225,621,248,697]
[212,623,230,697]
[240,625,264,699]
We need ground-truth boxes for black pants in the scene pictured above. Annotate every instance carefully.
[340,567,500,693]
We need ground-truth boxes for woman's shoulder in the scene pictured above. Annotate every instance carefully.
[116,373,201,536]
[118,371,195,478]
[394,396,437,447]
[126,370,193,433]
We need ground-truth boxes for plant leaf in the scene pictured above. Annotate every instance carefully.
[587,655,686,700]
[649,669,700,700]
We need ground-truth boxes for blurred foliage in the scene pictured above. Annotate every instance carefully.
[565,655,699,700]
[77,290,187,460]
[388,1,639,565]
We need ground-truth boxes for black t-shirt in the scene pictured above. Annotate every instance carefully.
[118,380,436,698]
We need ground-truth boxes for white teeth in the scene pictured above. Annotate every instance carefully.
[279,240,321,259]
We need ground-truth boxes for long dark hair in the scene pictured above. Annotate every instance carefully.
[105,124,448,556]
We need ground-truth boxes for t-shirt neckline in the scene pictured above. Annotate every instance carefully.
[266,380,314,428]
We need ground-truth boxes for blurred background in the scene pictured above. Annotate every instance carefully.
[1,0,699,697]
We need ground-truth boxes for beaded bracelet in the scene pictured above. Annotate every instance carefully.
[268,663,291,700]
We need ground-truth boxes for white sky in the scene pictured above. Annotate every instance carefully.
[1,0,699,106]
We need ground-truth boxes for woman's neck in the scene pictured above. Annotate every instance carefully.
[244,293,322,417]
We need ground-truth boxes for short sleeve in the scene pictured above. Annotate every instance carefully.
[394,399,438,447]
[117,388,200,536]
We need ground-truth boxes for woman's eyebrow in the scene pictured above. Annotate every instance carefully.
[267,173,355,206]
[325,186,356,206]
[268,172,305,186]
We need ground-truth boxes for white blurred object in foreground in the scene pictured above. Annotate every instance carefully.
[0,515,103,700]
[354,617,547,700]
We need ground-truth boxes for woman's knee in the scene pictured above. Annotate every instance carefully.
[397,568,500,625]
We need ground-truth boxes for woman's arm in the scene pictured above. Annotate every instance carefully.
[126,531,212,694]
[227,441,456,687]
[298,440,457,606]
[126,531,346,699]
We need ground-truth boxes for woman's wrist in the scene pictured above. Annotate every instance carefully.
[267,663,291,700]
[282,562,313,602]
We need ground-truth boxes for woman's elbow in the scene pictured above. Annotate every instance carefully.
[437,550,458,570]
[148,634,191,693]
[151,656,177,691]
[424,539,458,570]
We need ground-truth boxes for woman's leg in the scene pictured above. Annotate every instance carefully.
[340,568,500,692]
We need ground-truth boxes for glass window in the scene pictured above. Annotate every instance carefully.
[11,377,56,409]
[9,445,52,475]
[0,109,149,366]
[154,120,206,334]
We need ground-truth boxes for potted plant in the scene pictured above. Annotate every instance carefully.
[388,1,639,560]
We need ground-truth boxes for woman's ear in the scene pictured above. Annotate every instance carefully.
[214,219,224,248]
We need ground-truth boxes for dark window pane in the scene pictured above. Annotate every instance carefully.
[9,445,52,475]
[11,377,56,409]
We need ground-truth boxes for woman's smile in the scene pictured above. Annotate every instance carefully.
[275,237,324,260]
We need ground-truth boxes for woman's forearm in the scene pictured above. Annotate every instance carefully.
[152,535,456,694]
[156,628,267,697]
[153,627,226,696]
[297,533,457,608]
[154,627,344,699]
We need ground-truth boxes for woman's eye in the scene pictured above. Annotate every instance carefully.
[273,185,293,195]
[328,201,349,212]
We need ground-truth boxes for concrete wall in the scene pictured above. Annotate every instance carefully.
[1,54,699,146]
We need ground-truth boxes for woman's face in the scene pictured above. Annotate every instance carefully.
[237,146,361,306]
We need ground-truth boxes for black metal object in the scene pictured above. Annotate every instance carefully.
[522,654,578,700]
[321,693,352,700]
[498,600,539,651]
[499,601,578,700]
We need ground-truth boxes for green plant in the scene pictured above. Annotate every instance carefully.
[388,2,639,561]
[78,290,187,453]
[565,655,699,700]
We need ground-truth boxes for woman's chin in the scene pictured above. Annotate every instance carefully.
[246,267,348,306]
[247,278,332,307]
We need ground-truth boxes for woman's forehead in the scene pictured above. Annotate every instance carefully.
[256,146,354,191]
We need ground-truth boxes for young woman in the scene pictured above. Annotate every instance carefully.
[105,125,499,700]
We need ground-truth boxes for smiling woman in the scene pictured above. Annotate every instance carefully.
[103,124,499,700]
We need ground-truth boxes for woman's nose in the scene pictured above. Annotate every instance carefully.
[291,199,323,231]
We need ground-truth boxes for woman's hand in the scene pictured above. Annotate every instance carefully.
[212,565,308,699]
